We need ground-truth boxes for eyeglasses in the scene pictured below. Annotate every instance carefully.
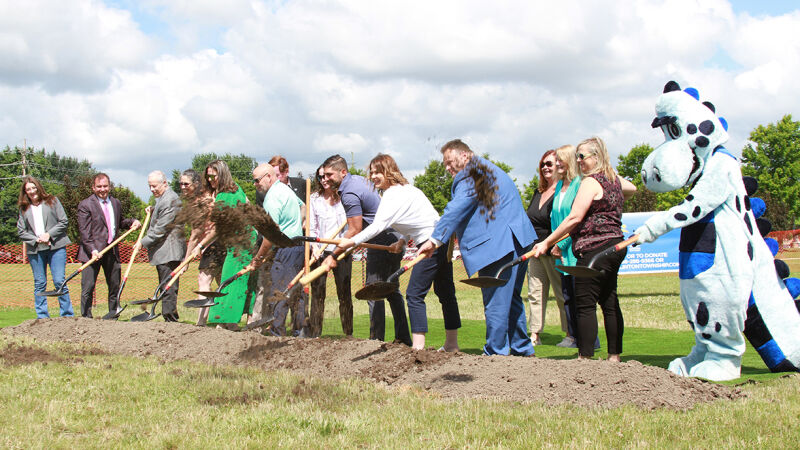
[540,161,554,168]
[206,174,217,180]
[253,173,267,184]
[577,153,593,161]
[179,182,191,187]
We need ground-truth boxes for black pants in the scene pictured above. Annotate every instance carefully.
[156,261,180,321]
[80,252,120,318]
[365,230,411,346]
[574,238,626,357]
[309,251,353,337]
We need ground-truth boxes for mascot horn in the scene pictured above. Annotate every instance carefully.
[636,80,800,381]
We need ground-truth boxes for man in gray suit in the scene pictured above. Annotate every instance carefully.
[141,170,186,322]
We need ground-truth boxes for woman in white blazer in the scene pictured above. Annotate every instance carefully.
[17,176,74,318]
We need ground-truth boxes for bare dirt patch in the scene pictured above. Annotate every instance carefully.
[3,318,744,409]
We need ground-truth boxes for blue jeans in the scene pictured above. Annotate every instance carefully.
[29,247,74,318]
[405,244,460,333]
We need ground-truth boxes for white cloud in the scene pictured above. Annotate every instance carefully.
[1,0,799,201]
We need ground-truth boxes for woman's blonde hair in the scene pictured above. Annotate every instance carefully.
[554,144,579,184]
[576,137,616,180]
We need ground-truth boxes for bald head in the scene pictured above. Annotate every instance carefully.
[253,163,278,193]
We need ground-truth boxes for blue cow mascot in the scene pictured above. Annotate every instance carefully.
[635,81,800,381]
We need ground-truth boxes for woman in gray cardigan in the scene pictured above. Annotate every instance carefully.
[17,176,74,318]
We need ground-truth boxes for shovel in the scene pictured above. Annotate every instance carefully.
[102,209,153,320]
[355,254,427,300]
[186,266,254,307]
[555,234,639,278]
[297,246,359,286]
[460,234,570,288]
[37,226,139,297]
[292,236,394,252]
[128,245,199,321]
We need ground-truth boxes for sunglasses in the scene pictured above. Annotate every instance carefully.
[206,174,217,180]
[253,173,267,184]
[577,153,593,161]
[179,182,191,187]
[540,161,554,168]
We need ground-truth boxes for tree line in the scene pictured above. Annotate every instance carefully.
[2,114,797,245]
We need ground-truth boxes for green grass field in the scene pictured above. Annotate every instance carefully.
[2,267,799,447]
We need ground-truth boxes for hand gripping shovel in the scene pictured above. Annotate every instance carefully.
[274,222,348,301]
[129,248,197,322]
[102,209,153,320]
[297,246,357,286]
[355,254,427,300]
[555,234,639,278]
[460,234,570,288]
[37,226,139,297]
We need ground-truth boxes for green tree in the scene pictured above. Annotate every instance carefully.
[616,144,688,212]
[520,174,540,209]
[1,146,95,244]
[741,114,800,230]
[413,160,452,214]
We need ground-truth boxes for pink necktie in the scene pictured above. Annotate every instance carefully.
[102,200,113,243]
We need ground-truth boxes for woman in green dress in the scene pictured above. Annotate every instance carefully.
[203,160,256,329]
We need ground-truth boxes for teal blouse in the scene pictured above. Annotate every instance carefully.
[551,177,581,272]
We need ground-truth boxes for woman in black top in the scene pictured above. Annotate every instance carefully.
[526,150,567,345]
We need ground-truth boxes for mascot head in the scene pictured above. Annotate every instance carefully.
[641,81,729,193]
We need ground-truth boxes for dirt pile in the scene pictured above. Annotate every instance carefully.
[3,318,744,409]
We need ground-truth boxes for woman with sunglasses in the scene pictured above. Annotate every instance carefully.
[532,137,636,361]
[307,165,353,337]
[525,150,567,346]
[336,154,460,351]
[179,169,226,326]
[203,160,256,330]
[17,176,74,318]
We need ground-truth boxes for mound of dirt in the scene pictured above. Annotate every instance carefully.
[3,318,744,409]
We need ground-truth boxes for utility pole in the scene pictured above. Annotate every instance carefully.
[21,138,27,176]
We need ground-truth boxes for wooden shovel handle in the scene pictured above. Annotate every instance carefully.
[121,209,153,281]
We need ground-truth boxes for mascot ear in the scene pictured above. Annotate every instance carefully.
[664,81,681,93]
[743,177,758,196]
[702,101,716,113]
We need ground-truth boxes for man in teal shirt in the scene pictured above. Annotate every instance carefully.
[250,163,307,336]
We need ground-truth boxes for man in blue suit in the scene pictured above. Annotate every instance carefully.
[417,139,537,356]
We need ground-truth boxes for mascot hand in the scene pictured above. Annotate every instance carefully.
[635,225,657,244]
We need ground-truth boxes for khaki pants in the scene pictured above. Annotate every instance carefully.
[526,253,567,335]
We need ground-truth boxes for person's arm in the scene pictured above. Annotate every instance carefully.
[17,211,37,245]
[618,176,637,200]
[532,177,601,257]
[44,198,69,244]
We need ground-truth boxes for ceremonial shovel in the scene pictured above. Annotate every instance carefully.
[460,234,570,288]
[129,245,200,322]
[102,209,153,320]
[186,266,254,306]
[37,226,139,297]
[292,236,394,252]
[555,234,639,278]
[355,254,427,300]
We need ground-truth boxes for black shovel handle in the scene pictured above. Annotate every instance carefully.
[386,254,427,283]
[586,234,639,268]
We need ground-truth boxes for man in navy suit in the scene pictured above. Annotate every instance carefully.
[77,173,141,319]
[417,139,537,356]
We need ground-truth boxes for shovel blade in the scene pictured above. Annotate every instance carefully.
[555,264,603,278]
[130,297,160,305]
[37,289,66,297]
[192,290,227,298]
[243,315,275,331]
[355,282,399,300]
[130,311,161,322]
[101,305,127,320]
[183,299,218,308]
[459,276,507,288]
